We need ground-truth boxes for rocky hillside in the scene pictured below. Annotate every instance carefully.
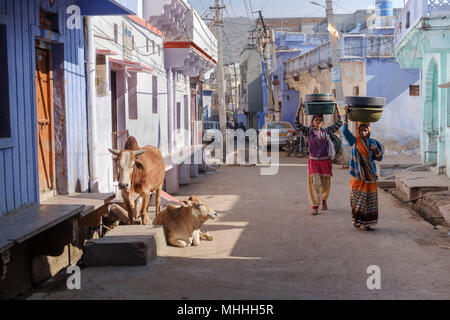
[207,16,254,65]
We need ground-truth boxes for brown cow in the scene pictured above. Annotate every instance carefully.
[152,196,217,248]
[109,137,166,225]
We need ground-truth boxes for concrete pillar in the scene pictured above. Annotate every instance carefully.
[165,166,179,194]
[190,164,199,178]
[179,162,191,185]
[190,152,199,178]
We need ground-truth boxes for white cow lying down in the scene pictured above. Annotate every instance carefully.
[152,196,217,248]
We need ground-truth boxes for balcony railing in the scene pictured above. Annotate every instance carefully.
[284,35,395,77]
[394,0,450,45]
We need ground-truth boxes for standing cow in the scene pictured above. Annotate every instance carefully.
[108,137,165,225]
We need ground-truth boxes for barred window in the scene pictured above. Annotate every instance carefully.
[0,24,11,138]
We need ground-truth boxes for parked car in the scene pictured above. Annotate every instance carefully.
[204,121,220,131]
[203,121,220,144]
[259,122,297,148]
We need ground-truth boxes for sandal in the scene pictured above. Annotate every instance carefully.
[322,200,328,211]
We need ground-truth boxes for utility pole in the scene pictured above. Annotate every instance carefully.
[211,0,226,138]
[257,10,275,122]
[325,0,344,106]
[271,29,280,121]
[233,62,239,125]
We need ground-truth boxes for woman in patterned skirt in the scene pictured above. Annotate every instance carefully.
[343,106,383,230]
[295,105,343,215]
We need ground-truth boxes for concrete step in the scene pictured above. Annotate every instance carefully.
[395,171,449,201]
[83,225,165,267]
[439,204,450,226]
[110,191,180,208]
[378,179,396,189]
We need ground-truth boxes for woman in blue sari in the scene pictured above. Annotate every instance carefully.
[343,107,383,230]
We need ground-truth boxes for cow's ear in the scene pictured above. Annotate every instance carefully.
[183,200,194,208]
[135,160,145,170]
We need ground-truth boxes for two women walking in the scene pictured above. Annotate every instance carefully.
[294,104,383,230]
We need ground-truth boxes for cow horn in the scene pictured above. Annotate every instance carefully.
[133,150,146,157]
[108,148,120,156]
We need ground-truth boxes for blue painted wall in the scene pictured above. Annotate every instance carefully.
[366,58,421,145]
[260,31,327,128]
[0,0,90,216]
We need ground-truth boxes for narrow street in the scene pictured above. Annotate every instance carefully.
[29,154,450,300]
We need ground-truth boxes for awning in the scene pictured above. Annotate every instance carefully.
[109,58,153,73]
[97,49,119,56]
[76,0,137,16]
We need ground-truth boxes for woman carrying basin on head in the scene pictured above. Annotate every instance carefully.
[342,106,384,231]
[294,105,343,216]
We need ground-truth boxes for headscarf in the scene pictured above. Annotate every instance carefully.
[356,122,371,158]
[357,122,371,140]
[356,122,377,182]
[310,114,324,127]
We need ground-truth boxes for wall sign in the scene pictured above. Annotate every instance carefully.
[123,22,133,60]
[331,67,341,83]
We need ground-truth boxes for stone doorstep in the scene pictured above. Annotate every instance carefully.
[395,172,449,201]
[439,204,450,226]
[378,180,396,189]
[83,225,165,267]
[110,191,180,208]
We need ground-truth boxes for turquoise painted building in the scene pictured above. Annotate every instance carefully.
[394,0,450,176]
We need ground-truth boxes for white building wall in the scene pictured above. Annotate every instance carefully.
[91,15,170,193]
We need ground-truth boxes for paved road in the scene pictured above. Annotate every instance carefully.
[29,155,450,300]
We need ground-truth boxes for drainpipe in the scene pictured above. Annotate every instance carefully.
[86,16,99,193]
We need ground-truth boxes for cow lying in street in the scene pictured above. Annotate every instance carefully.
[109,137,166,225]
[153,196,217,248]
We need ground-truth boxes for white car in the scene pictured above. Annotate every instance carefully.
[259,122,298,148]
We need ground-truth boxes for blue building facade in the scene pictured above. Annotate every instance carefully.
[0,0,131,216]
[261,32,329,127]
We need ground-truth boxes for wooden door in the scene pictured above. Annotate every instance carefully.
[35,48,55,194]
[111,71,119,181]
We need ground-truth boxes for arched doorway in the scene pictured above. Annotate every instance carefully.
[423,60,439,164]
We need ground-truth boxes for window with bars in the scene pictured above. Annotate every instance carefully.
[409,85,420,96]
[95,55,108,97]
[177,102,181,129]
[114,24,118,44]
[39,9,59,33]
[152,76,158,114]
[0,24,10,138]
[184,95,189,130]
[128,73,138,119]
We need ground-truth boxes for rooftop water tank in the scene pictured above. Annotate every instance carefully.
[375,0,393,17]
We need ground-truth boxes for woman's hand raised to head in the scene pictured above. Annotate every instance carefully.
[369,143,378,151]
[344,105,349,115]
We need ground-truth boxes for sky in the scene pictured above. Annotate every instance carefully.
[190,0,406,19]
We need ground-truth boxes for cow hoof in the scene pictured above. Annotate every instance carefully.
[201,235,213,241]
